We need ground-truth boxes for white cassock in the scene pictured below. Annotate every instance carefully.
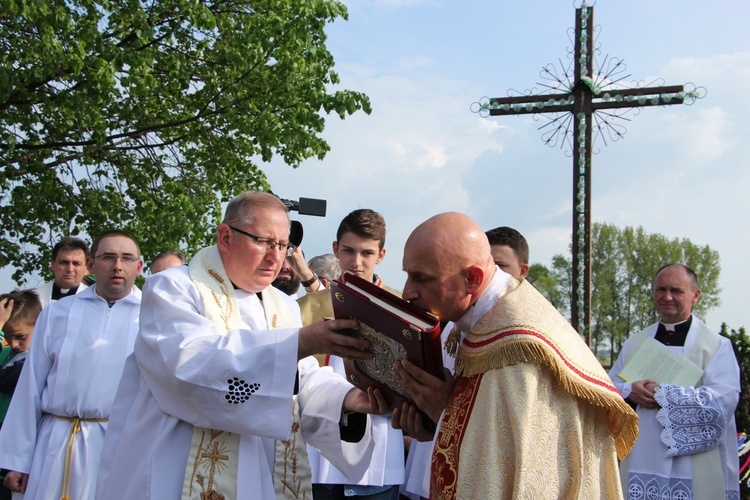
[96,265,374,500]
[0,285,141,499]
[609,316,741,500]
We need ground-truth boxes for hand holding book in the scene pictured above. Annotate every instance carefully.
[329,274,444,416]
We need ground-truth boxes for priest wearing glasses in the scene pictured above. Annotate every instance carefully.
[96,191,387,500]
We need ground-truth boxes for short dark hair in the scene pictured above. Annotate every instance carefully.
[336,209,386,249]
[51,237,90,262]
[152,250,187,266]
[1,289,42,329]
[90,230,140,258]
[654,263,699,290]
[485,226,529,265]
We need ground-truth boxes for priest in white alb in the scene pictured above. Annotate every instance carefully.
[609,263,740,500]
[95,191,387,500]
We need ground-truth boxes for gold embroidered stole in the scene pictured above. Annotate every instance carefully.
[182,246,311,499]
[431,373,483,500]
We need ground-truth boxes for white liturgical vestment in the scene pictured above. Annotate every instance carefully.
[0,285,141,499]
[96,255,374,499]
[610,316,740,500]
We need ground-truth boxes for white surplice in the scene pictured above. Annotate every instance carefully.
[96,264,374,500]
[0,284,141,499]
[609,316,741,500]
[307,354,404,489]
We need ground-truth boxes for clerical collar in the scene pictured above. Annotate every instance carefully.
[51,283,80,301]
[654,316,692,346]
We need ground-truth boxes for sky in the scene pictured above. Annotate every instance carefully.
[2,1,748,333]
[263,0,750,333]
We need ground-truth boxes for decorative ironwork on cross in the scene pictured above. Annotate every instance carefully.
[471,2,705,344]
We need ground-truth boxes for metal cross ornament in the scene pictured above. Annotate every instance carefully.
[472,2,704,344]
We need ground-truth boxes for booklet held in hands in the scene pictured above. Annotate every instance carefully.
[618,336,704,387]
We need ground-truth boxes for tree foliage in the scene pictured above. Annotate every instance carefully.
[546,223,721,362]
[0,0,370,279]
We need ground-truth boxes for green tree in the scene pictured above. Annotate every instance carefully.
[546,223,721,359]
[0,0,370,280]
[526,263,566,312]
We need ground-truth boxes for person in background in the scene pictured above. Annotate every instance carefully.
[0,230,143,499]
[485,226,530,279]
[609,263,740,499]
[272,252,303,298]
[150,250,186,274]
[0,290,42,500]
[297,208,404,500]
[36,236,90,307]
[307,253,341,289]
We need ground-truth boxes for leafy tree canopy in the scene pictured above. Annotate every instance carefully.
[1,0,370,279]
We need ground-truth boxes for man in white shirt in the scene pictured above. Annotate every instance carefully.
[609,263,740,500]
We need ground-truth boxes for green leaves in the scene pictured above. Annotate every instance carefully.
[1,0,368,279]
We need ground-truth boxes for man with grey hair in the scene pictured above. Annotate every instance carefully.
[96,191,386,500]
[308,253,340,289]
[609,263,740,499]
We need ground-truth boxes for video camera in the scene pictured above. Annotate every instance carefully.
[272,194,327,248]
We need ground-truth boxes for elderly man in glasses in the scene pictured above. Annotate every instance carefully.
[0,230,143,500]
[96,191,387,500]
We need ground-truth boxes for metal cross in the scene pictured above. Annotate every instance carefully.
[472,3,704,343]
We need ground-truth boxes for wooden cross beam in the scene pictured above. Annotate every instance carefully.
[473,3,703,344]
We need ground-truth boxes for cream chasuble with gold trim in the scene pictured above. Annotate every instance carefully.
[431,277,638,500]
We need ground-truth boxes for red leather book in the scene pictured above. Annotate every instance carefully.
[330,273,444,414]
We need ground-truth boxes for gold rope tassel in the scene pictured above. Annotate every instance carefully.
[52,414,108,500]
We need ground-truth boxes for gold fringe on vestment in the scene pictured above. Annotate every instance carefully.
[454,279,639,460]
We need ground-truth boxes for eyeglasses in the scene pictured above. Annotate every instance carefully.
[228,225,296,257]
[94,253,140,264]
